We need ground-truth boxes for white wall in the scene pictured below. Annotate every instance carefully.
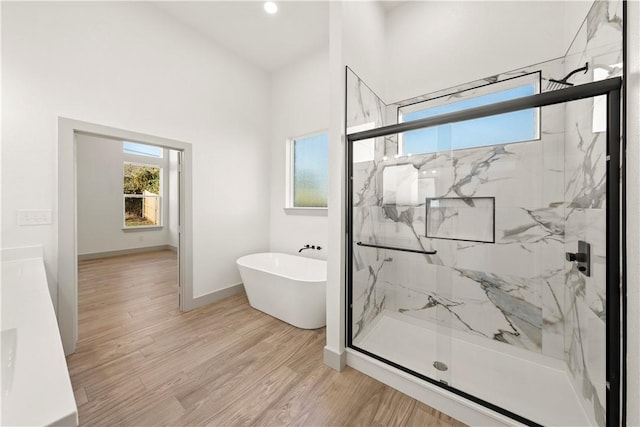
[269,49,329,259]
[342,1,386,97]
[76,134,173,255]
[384,1,592,102]
[1,2,271,305]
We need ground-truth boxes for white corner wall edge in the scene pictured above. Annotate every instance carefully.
[346,349,522,427]
[325,0,347,374]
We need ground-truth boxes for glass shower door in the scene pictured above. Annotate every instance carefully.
[349,131,454,389]
[346,81,621,427]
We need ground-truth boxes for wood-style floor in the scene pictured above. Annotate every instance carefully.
[68,250,466,426]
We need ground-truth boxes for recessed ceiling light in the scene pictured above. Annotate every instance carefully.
[264,1,278,14]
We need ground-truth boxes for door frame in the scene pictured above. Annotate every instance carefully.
[58,117,194,355]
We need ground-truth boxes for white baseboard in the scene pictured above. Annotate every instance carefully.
[78,245,174,261]
[346,349,521,427]
[323,346,347,371]
[188,282,245,311]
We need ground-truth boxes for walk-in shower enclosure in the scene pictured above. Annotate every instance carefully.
[345,2,624,426]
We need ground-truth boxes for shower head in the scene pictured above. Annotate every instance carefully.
[546,62,589,91]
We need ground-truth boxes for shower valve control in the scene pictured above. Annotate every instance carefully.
[565,252,587,263]
[565,240,591,277]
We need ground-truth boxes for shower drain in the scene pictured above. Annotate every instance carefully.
[433,361,448,371]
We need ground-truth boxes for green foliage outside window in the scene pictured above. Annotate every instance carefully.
[124,164,160,195]
[124,164,160,226]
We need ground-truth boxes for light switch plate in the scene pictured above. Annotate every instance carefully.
[17,209,52,226]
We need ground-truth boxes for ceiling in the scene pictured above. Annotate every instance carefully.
[154,1,330,72]
[154,1,407,73]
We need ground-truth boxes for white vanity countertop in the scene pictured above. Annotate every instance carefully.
[1,256,78,426]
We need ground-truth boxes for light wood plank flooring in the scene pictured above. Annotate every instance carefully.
[69,250,466,426]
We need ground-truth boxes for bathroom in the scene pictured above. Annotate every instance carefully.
[1,1,639,426]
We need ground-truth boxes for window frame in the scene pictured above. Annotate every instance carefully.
[122,161,163,230]
[285,130,329,211]
[396,71,541,157]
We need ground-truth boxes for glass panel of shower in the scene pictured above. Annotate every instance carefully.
[346,66,622,426]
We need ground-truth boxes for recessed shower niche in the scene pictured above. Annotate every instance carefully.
[345,2,624,425]
[425,197,495,243]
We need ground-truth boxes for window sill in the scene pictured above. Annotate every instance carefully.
[284,208,328,216]
[122,226,164,232]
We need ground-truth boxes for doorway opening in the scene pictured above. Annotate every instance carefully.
[58,118,194,355]
[75,135,181,343]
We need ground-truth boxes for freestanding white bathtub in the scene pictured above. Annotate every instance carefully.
[236,252,326,329]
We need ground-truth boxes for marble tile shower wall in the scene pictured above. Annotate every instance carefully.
[348,6,621,424]
[346,67,386,131]
[560,1,623,425]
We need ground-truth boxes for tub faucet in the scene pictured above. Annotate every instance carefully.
[299,244,321,252]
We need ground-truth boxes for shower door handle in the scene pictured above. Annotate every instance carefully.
[356,241,437,255]
[565,240,591,277]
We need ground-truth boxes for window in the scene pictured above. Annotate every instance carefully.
[123,162,162,227]
[398,73,540,156]
[123,141,163,158]
[287,132,329,208]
